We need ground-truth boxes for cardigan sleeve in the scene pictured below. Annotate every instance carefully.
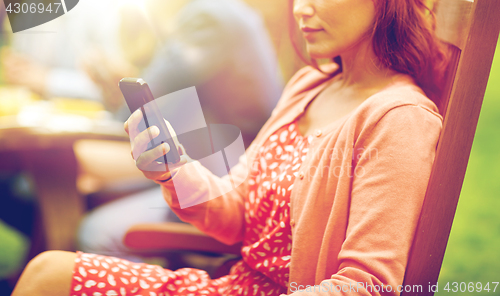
[159,149,254,245]
[292,104,442,295]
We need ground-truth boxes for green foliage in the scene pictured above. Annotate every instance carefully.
[0,220,29,279]
[437,40,500,295]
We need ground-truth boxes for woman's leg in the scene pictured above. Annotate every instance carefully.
[11,251,76,296]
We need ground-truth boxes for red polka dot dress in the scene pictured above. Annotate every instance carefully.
[70,121,312,296]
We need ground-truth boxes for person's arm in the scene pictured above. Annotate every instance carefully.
[159,152,250,245]
[290,104,442,295]
[124,107,252,245]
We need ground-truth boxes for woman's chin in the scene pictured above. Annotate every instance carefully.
[307,51,336,60]
[305,45,337,60]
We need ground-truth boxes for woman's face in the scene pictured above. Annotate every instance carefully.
[293,0,377,59]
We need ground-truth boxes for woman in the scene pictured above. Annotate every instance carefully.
[12,0,447,295]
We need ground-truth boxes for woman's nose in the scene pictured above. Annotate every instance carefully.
[293,0,315,19]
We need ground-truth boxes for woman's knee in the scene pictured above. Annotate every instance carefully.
[26,250,72,274]
[13,251,76,296]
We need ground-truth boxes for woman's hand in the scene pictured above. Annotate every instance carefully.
[124,109,189,182]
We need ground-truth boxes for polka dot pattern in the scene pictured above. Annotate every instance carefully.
[244,122,311,288]
[71,121,310,295]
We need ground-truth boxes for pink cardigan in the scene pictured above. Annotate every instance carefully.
[160,66,442,295]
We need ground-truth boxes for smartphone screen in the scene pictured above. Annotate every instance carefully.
[119,78,181,164]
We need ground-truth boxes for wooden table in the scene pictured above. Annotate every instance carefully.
[0,115,129,251]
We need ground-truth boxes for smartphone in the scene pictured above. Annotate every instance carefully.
[119,78,181,164]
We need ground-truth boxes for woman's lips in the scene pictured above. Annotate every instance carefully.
[301,26,323,39]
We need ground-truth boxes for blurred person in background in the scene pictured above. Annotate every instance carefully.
[0,0,129,108]
[76,0,283,263]
[85,0,283,143]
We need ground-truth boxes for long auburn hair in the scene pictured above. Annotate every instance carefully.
[288,0,449,105]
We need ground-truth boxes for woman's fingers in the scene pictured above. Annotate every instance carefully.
[124,109,143,140]
[136,143,188,171]
[135,142,170,170]
[137,148,189,172]
[126,114,190,180]
[131,126,160,160]
[141,155,190,181]
[167,154,189,170]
